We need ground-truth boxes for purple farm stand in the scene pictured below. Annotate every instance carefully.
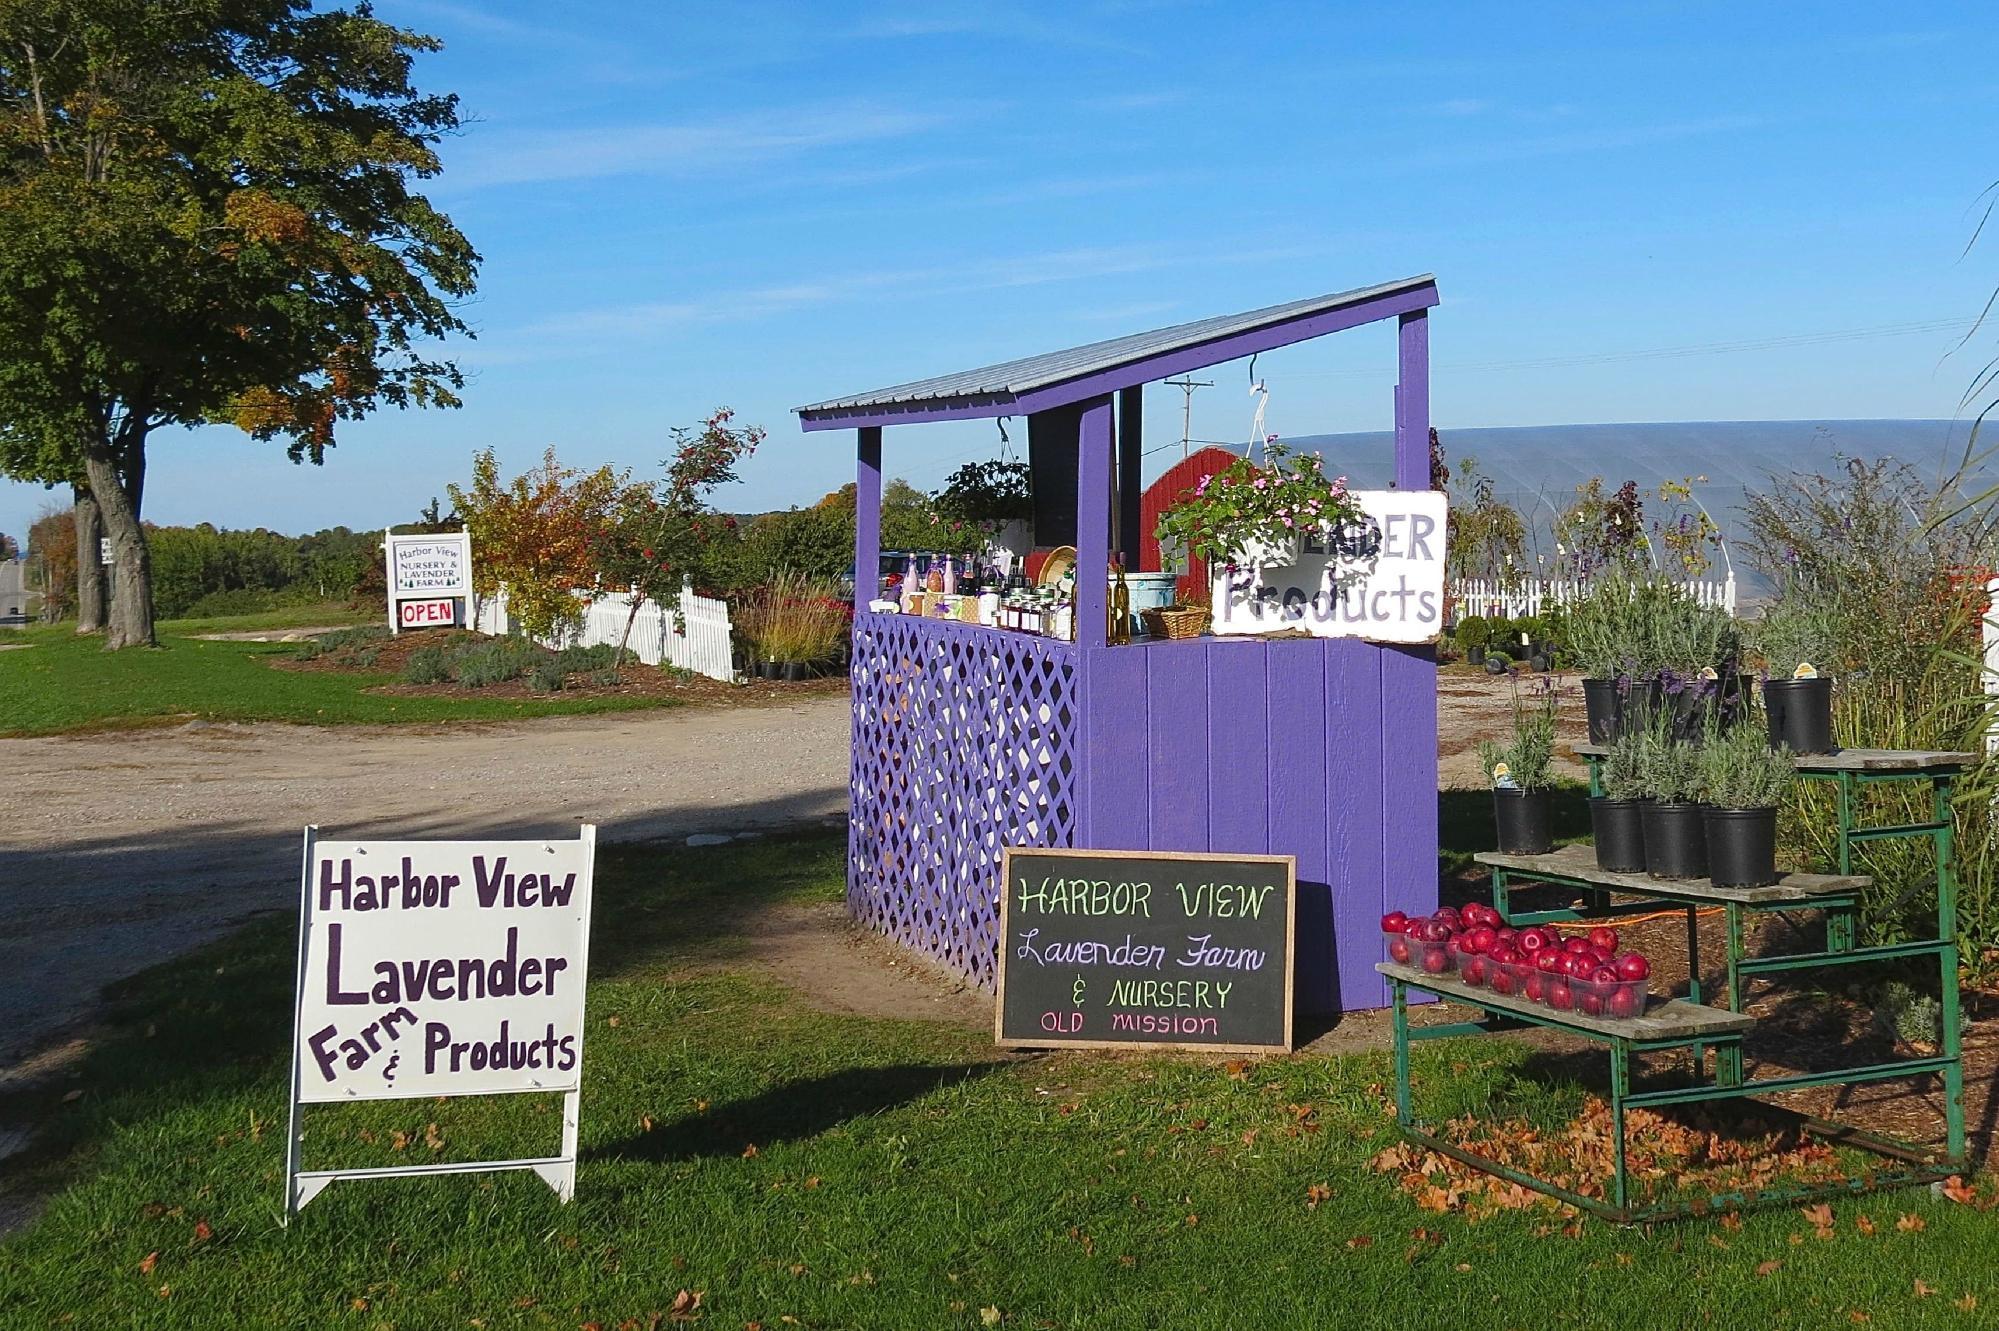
[796,275,1441,1016]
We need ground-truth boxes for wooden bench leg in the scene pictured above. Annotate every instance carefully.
[1392,979,1413,1128]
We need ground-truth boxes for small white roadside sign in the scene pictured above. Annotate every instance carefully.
[284,825,596,1218]
[383,528,472,633]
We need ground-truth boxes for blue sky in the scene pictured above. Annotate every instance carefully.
[5,0,1996,544]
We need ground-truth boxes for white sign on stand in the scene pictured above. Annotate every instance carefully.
[284,825,596,1219]
[1209,489,1448,644]
[383,528,472,633]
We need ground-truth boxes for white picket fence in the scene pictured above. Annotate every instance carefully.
[1451,573,1737,620]
[473,577,736,682]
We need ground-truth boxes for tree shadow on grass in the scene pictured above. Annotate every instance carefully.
[587,1061,1009,1164]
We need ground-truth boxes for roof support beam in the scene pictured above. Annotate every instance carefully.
[1074,395,1114,650]
[1394,310,1430,491]
[1117,387,1143,568]
[854,426,881,609]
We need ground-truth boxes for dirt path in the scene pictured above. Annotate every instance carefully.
[0,697,851,1067]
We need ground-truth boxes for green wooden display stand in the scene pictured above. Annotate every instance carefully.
[1383,745,1972,1222]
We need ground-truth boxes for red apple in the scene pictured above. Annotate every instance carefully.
[1547,978,1574,1010]
[1607,986,1640,1019]
[1590,965,1621,987]
[1468,926,1498,954]
[1563,937,1591,956]
[1614,953,1651,981]
[1489,947,1521,967]
[1421,945,1450,974]
[1517,928,1552,954]
[1434,906,1461,929]
[1382,911,1409,933]
[1589,926,1620,953]
[1536,949,1565,974]
[1461,958,1488,987]
[1494,927,1518,948]
[1523,973,1546,1002]
[1488,968,1516,996]
[1388,937,1412,964]
[1424,919,1452,943]
[1579,990,1604,1016]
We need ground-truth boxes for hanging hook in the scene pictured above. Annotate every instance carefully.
[1247,352,1258,387]
[995,416,1013,461]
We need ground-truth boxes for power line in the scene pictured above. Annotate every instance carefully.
[1163,375,1213,459]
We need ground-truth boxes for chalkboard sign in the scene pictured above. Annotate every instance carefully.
[995,847,1296,1053]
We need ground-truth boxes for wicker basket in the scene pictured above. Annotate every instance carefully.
[1142,605,1209,640]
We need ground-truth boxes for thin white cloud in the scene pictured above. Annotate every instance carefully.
[444,103,953,189]
[1434,98,1494,117]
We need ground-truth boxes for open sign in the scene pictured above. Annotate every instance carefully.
[398,598,458,628]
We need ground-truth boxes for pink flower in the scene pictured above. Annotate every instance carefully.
[1253,477,1267,491]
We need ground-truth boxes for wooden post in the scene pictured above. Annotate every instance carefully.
[1074,396,1113,649]
[855,426,882,610]
[1117,386,1143,568]
[1394,310,1430,491]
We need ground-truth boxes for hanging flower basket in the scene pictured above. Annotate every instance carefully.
[1152,444,1365,578]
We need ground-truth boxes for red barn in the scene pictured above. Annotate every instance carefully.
[1137,445,1241,601]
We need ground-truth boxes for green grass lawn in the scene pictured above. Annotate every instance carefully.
[3,832,1994,1329]
[0,618,681,736]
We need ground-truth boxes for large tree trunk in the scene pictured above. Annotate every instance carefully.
[73,483,105,634]
[79,436,156,649]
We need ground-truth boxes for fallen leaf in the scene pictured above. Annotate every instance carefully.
[741,1144,758,1159]
[1896,1213,1926,1233]
[1345,1236,1374,1250]
[668,1289,702,1321]
[137,1252,158,1276]
[1305,1184,1332,1211]
[980,1308,1002,1327]
[1848,1312,1869,1324]
[1856,1215,1877,1236]
[1224,1060,1250,1081]
[1915,1280,1937,1298]
[191,1221,213,1245]
[1941,1176,1978,1205]
[391,1130,412,1152]
[1453,1262,1473,1273]
[352,1298,369,1311]
[61,1089,83,1103]
[1802,1203,1835,1238]
[640,1115,657,1133]
[803,1177,820,1190]
[1240,1129,1259,1145]
[425,1122,445,1152]
[1708,1235,1730,1251]
[1184,1213,1198,1227]
[694,1099,709,1114]
[1787,1233,1805,1246]
[606,1016,621,1027]
[580,1322,602,1331]
[156,1285,172,1299]
[1755,1260,1782,1277]
[1955,1294,1978,1312]
[1720,1212,1743,1231]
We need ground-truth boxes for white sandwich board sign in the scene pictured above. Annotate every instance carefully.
[285,825,596,1218]
[1209,489,1448,644]
[383,528,473,633]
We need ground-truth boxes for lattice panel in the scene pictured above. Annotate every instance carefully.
[849,613,1080,988]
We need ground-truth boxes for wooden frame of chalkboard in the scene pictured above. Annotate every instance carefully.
[995,847,1297,1054]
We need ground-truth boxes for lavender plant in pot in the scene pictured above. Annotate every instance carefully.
[1754,596,1837,754]
[1478,678,1559,855]
[1696,720,1794,887]
[1635,731,1707,879]
[1590,729,1649,872]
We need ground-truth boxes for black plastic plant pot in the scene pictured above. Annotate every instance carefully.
[783,661,808,681]
[1467,645,1487,666]
[1581,677,1621,745]
[1589,797,1648,873]
[1641,801,1709,880]
[1492,788,1553,855]
[1615,678,1665,741]
[1764,676,1835,754]
[1668,682,1721,744]
[1704,806,1778,888]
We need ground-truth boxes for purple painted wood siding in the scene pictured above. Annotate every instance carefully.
[1077,635,1438,1015]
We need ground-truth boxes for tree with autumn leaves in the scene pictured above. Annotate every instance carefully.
[0,1,477,647]
[450,410,763,645]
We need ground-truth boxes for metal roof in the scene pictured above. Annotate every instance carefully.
[796,274,1436,417]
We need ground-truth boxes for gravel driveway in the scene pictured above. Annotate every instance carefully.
[0,697,850,1068]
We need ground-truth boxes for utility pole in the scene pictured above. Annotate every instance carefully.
[1163,375,1212,459]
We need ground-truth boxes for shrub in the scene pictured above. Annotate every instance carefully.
[1634,733,1702,804]
[735,568,850,663]
[588,667,622,688]
[454,640,543,688]
[1753,597,1838,678]
[402,646,452,684]
[1475,677,1559,790]
[527,659,568,694]
[1600,730,1648,801]
[1696,720,1792,810]
[1455,615,1489,651]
